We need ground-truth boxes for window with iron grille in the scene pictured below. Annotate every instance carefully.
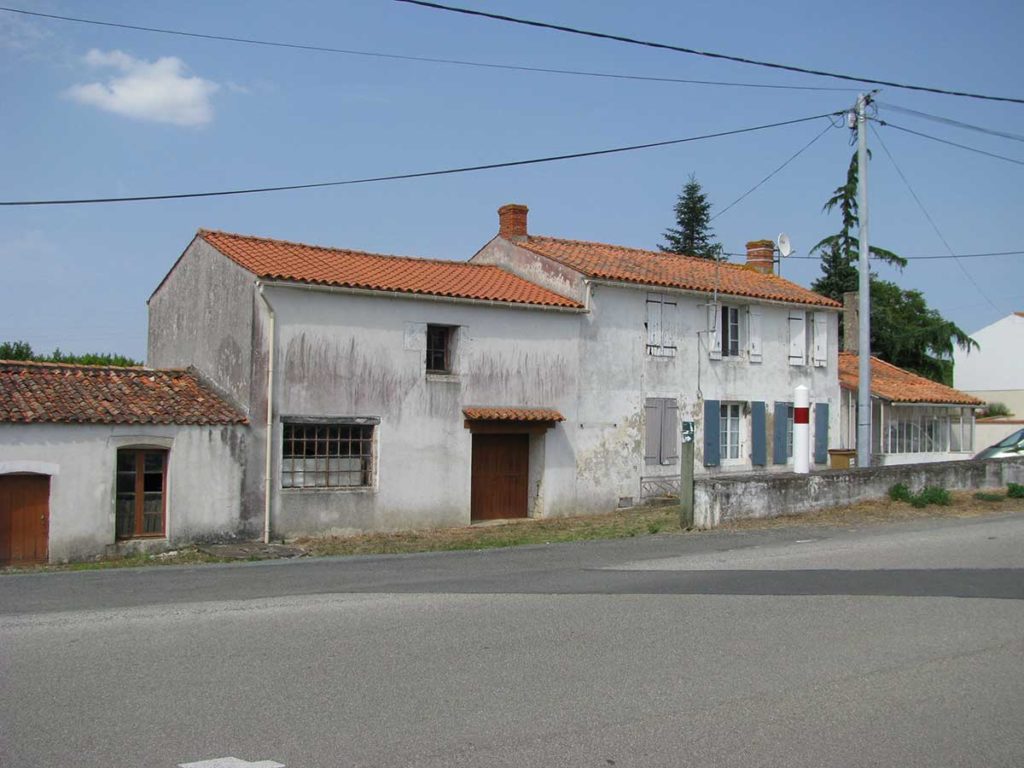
[426,325,454,373]
[116,448,167,539]
[282,422,375,488]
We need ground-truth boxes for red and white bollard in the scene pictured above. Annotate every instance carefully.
[793,385,810,474]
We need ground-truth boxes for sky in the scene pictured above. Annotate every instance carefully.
[1,0,1022,362]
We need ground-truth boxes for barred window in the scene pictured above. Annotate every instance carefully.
[426,325,454,373]
[282,422,374,488]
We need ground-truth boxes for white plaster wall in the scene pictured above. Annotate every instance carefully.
[262,286,583,536]
[0,423,245,562]
[954,313,1024,393]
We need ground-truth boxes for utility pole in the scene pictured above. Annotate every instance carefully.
[856,93,872,468]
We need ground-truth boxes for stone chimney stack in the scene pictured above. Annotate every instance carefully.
[498,204,529,240]
[843,291,859,353]
[745,240,775,275]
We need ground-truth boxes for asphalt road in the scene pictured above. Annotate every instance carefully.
[2,512,1023,768]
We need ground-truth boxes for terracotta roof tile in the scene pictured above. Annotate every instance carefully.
[838,352,982,405]
[0,361,247,425]
[515,235,839,308]
[200,230,581,308]
[463,406,565,422]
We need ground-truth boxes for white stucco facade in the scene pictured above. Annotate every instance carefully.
[0,422,245,563]
[954,312,1024,416]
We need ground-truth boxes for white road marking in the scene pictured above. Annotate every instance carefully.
[178,757,284,768]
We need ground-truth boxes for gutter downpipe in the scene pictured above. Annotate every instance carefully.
[257,282,275,545]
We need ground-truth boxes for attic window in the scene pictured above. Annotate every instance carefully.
[426,325,455,373]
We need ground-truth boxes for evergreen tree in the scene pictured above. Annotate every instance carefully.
[659,174,721,259]
[812,152,976,384]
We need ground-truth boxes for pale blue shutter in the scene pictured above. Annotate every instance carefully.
[814,402,829,464]
[751,401,767,466]
[703,400,720,467]
[773,402,789,465]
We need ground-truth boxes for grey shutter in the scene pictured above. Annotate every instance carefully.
[661,399,679,465]
[812,311,828,367]
[646,295,662,352]
[747,306,763,363]
[788,311,806,365]
[703,399,721,467]
[773,402,789,465]
[707,304,722,360]
[644,399,662,465]
[814,402,829,464]
[751,401,767,466]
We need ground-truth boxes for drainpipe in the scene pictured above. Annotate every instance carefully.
[257,282,276,545]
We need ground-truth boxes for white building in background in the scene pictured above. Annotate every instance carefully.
[147,204,842,540]
[954,312,1024,416]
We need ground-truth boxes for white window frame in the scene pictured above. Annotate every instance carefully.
[719,402,744,464]
[720,305,741,358]
[281,418,379,490]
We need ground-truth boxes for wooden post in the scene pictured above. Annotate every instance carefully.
[680,420,695,529]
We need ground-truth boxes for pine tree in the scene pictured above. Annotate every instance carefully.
[659,174,721,259]
[812,151,976,384]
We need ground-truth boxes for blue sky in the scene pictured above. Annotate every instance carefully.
[2,0,1022,361]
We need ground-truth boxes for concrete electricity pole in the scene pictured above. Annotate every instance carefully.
[856,93,872,468]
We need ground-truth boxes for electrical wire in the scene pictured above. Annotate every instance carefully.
[874,120,1024,167]
[0,112,840,206]
[785,250,1024,261]
[0,5,856,92]
[875,102,1024,144]
[870,123,1001,313]
[397,0,1024,105]
[711,119,838,222]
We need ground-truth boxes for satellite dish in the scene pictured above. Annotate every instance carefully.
[777,232,793,258]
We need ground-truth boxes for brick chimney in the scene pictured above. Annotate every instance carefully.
[745,240,775,275]
[843,291,859,353]
[498,203,529,240]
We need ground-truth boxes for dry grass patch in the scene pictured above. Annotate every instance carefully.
[720,489,1019,530]
[296,504,682,556]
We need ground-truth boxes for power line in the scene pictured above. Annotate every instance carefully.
[870,123,1001,313]
[875,102,1024,144]
[786,250,1024,261]
[712,119,838,222]
[876,120,1024,167]
[397,0,1024,105]
[0,112,839,206]
[0,6,856,92]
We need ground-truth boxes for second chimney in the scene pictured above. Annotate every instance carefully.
[498,203,529,240]
[745,240,775,274]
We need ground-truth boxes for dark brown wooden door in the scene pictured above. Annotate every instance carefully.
[471,434,530,521]
[0,475,50,566]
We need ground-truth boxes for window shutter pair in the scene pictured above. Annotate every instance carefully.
[644,398,679,466]
[788,311,807,365]
[646,294,677,355]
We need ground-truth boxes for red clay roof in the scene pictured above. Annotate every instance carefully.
[463,406,565,422]
[200,230,581,308]
[513,235,839,308]
[0,361,247,425]
[838,352,982,405]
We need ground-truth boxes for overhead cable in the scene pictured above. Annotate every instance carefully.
[712,119,838,221]
[875,102,1024,144]
[396,0,1024,105]
[787,250,1024,261]
[876,121,1024,167]
[0,112,839,206]
[0,6,855,92]
[870,124,1001,313]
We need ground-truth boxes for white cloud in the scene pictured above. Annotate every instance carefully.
[65,49,220,126]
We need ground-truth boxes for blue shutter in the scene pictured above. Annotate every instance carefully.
[703,400,720,467]
[814,402,829,464]
[773,402,789,465]
[751,401,767,466]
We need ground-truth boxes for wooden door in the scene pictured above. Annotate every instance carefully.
[0,475,50,566]
[471,434,529,521]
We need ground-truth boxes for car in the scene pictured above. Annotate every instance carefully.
[974,427,1024,460]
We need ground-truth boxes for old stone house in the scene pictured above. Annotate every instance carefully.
[147,204,842,541]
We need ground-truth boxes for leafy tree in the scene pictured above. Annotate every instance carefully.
[0,340,141,367]
[812,152,976,384]
[659,174,722,259]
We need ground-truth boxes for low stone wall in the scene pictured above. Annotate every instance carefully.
[694,456,1024,529]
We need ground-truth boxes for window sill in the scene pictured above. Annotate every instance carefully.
[115,534,166,542]
[426,372,460,383]
[281,486,376,494]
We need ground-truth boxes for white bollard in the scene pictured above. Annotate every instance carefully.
[793,385,810,474]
